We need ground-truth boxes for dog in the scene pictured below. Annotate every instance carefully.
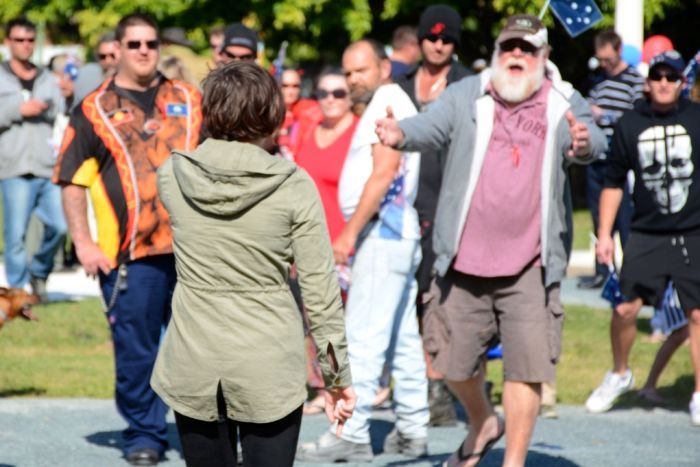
[0,287,39,330]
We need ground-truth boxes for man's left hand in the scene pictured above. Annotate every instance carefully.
[566,110,592,158]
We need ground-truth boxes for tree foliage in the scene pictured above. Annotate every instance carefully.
[0,0,686,66]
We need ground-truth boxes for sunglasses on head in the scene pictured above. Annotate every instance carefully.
[423,34,455,45]
[98,53,116,61]
[316,89,348,100]
[125,40,159,50]
[648,69,682,83]
[222,49,256,61]
[499,39,539,56]
[10,37,35,43]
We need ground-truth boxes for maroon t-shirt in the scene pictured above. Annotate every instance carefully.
[453,80,551,277]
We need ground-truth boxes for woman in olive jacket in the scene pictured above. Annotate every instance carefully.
[151,62,355,467]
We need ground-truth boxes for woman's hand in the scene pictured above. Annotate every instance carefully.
[324,386,357,436]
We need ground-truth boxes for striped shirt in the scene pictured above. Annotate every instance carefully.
[589,65,645,141]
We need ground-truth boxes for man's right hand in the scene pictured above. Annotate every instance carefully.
[19,99,48,118]
[74,240,112,278]
[375,106,405,147]
[595,233,615,266]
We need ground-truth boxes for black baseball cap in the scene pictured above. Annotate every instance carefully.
[222,23,258,53]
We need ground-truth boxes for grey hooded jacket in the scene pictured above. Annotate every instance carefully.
[0,62,63,179]
[399,66,606,286]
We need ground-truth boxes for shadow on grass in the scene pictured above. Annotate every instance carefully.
[85,423,183,460]
[385,448,581,466]
[0,387,46,397]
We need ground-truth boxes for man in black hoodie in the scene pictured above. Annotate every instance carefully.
[394,4,470,428]
[587,51,700,427]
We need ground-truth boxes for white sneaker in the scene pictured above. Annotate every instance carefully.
[585,370,635,413]
[690,392,700,426]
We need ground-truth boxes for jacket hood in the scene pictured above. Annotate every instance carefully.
[171,138,296,216]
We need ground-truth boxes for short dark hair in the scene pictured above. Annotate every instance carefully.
[202,62,285,142]
[209,25,225,39]
[5,17,36,38]
[97,31,116,48]
[115,13,158,42]
[347,38,388,63]
[391,26,418,50]
[594,29,621,51]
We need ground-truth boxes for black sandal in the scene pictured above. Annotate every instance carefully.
[443,419,505,466]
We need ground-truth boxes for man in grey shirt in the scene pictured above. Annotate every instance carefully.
[0,16,65,301]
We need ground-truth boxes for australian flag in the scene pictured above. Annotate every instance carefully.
[601,268,626,309]
[682,51,699,99]
[549,0,603,38]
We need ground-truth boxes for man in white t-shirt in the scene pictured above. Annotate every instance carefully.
[297,39,428,463]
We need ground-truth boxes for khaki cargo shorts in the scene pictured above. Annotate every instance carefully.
[422,266,563,383]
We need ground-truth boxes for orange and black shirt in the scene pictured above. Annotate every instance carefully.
[53,75,202,267]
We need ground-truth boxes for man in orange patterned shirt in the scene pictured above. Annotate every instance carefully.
[53,13,202,466]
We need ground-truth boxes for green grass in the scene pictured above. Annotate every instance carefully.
[486,304,693,408]
[572,209,594,251]
[0,299,694,408]
[0,298,114,398]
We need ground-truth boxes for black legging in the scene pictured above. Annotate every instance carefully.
[175,386,303,467]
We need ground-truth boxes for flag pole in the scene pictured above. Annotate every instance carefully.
[539,0,551,20]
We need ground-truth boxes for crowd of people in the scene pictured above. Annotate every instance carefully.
[1,4,699,467]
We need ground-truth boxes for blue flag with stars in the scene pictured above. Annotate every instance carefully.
[549,0,603,38]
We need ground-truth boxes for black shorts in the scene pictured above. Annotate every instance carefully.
[620,231,700,310]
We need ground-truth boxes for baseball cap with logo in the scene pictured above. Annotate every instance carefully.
[649,50,685,75]
[496,14,548,49]
[417,4,462,47]
[222,23,259,53]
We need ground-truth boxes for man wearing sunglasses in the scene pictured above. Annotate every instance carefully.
[590,50,700,427]
[218,23,258,66]
[578,29,645,291]
[54,13,202,466]
[376,14,604,466]
[0,16,66,302]
[394,4,470,429]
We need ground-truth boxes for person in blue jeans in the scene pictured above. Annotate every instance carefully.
[0,17,66,300]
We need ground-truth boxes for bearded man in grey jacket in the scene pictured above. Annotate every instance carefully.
[0,17,65,301]
[376,14,606,467]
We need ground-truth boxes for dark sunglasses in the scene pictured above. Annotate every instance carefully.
[222,49,256,61]
[125,40,159,50]
[10,37,35,43]
[423,34,455,45]
[97,53,116,61]
[648,69,682,83]
[281,83,300,89]
[316,89,348,100]
[499,39,539,56]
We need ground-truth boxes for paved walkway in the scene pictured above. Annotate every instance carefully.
[0,399,698,466]
[0,256,696,466]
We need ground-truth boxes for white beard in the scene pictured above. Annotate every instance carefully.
[490,52,545,104]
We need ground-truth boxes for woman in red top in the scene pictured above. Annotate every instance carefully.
[296,68,358,242]
[295,67,358,415]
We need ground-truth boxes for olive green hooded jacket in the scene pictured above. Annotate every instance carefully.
[151,138,350,423]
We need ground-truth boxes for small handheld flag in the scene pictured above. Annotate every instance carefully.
[547,0,603,38]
